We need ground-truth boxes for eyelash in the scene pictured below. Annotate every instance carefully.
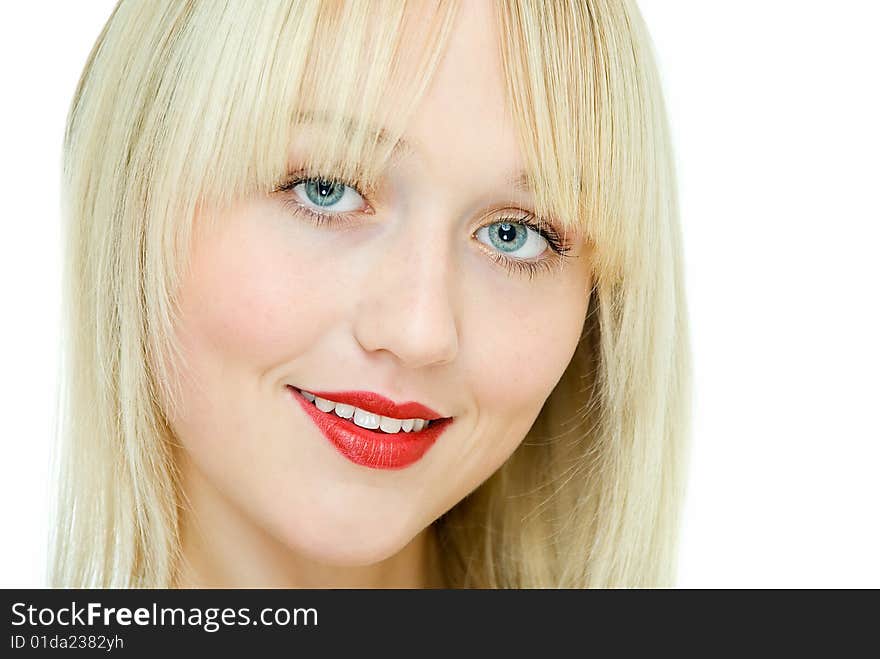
[273,175,574,279]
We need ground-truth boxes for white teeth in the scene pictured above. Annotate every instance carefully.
[333,403,355,419]
[314,396,335,413]
[379,416,403,433]
[299,389,433,434]
[353,408,381,430]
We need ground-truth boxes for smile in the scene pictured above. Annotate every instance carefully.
[299,389,435,434]
[287,386,454,470]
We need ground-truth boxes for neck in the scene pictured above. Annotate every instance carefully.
[173,454,443,589]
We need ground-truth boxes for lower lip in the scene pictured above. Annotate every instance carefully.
[287,386,453,470]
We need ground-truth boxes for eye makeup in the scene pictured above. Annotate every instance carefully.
[272,171,575,279]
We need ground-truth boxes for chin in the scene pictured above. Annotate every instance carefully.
[269,500,423,568]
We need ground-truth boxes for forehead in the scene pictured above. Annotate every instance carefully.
[289,111,534,194]
[291,2,529,196]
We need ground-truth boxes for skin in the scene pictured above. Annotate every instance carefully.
[170,1,592,588]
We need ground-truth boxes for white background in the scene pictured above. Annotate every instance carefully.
[1,1,877,588]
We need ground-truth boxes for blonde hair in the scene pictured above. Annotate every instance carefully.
[52,0,691,587]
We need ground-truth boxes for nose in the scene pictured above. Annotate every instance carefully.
[351,219,460,369]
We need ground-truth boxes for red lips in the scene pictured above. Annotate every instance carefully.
[297,389,445,421]
[287,386,453,469]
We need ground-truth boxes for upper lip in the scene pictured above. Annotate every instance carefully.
[292,387,447,421]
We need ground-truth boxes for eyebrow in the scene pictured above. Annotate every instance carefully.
[293,110,544,192]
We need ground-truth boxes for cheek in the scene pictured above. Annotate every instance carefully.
[447,270,591,477]
[466,274,589,418]
[176,205,336,372]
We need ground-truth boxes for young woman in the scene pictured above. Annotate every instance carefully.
[52,0,691,588]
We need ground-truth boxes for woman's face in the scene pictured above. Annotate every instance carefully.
[169,1,592,578]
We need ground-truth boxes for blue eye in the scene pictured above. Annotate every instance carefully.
[475,221,549,260]
[276,173,572,279]
[293,178,366,213]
